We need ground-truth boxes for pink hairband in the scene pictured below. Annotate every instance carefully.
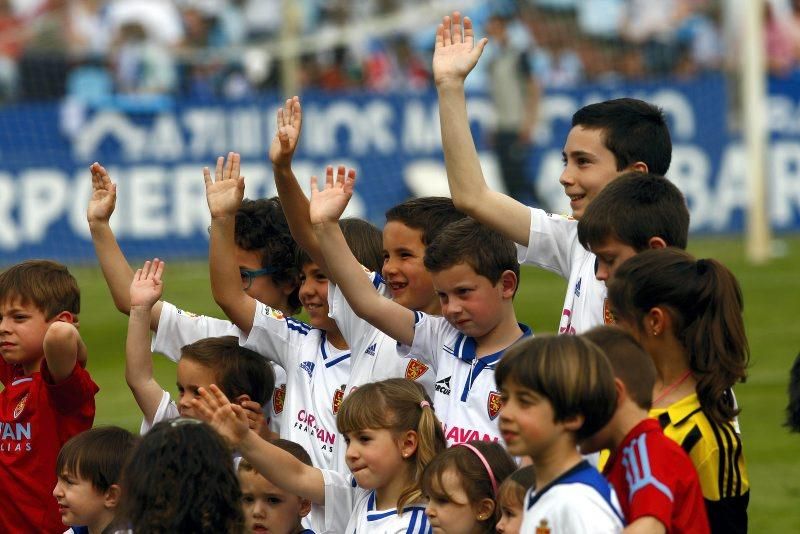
[457,443,498,496]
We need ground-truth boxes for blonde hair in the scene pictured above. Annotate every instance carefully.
[337,379,446,512]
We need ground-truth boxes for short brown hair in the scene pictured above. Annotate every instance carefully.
[239,438,312,474]
[495,335,617,440]
[582,326,656,410]
[424,218,519,289]
[0,260,79,319]
[57,426,138,492]
[180,336,274,405]
[497,465,535,511]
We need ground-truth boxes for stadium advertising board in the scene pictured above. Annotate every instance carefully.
[0,73,799,263]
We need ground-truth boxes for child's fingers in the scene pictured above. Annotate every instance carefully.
[435,23,444,49]
[133,268,142,282]
[452,11,463,44]
[336,165,346,185]
[291,96,302,127]
[215,156,224,182]
[463,16,474,45]
[310,175,319,194]
[442,15,451,45]
[223,151,234,181]
[230,153,241,182]
[197,386,220,412]
[141,260,151,278]
[153,259,165,281]
[325,165,334,188]
[203,166,212,188]
[209,383,233,406]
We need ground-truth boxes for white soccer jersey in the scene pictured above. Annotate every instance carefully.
[328,271,435,396]
[151,301,287,435]
[239,301,351,471]
[399,313,532,447]
[516,208,610,334]
[322,471,431,534]
[139,389,179,434]
[521,460,624,533]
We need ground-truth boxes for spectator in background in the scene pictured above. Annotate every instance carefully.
[765,0,798,76]
[0,0,25,99]
[111,21,176,94]
[485,11,543,206]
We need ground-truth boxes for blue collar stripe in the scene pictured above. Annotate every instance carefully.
[324,353,351,368]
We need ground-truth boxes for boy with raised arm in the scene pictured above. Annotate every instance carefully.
[433,12,672,334]
[310,170,531,446]
[0,261,98,533]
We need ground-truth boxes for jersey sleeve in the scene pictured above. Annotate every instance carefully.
[40,361,98,418]
[396,313,449,372]
[151,301,241,362]
[327,271,390,350]
[515,207,579,278]
[321,470,360,534]
[238,301,308,369]
[623,435,680,527]
[139,389,180,434]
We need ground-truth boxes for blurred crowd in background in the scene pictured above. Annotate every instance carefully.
[0,0,799,103]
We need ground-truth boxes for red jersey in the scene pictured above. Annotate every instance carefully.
[603,418,709,534]
[0,360,98,533]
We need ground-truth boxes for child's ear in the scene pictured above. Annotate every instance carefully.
[562,413,585,433]
[234,394,251,405]
[398,429,419,459]
[298,497,312,518]
[647,236,667,250]
[474,497,496,522]
[645,307,670,338]
[52,311,76,324]
[104,484,121,509]
[499,270,518,299]
[613,378,626,408]
[627,161,648,173]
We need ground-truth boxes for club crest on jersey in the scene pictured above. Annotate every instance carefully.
[487,391,502,420]
[332,384,346,415]
[603,298,616,325]
[263,306,285,321]
[405,359,429,381]
[536,519,551,534]
[13,394,27,419]
[273,384,286,414]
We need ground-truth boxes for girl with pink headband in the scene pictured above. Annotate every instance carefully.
[422,440,517,532]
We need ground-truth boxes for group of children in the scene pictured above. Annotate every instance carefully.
[0,9,751,534]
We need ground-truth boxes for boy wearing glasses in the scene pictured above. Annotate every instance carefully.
[87,162,300,436]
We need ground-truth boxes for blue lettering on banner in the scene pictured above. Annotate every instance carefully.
[1,74,799,264]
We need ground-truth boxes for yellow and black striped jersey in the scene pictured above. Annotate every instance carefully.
[650,393,749,534]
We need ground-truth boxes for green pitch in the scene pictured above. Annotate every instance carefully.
[70,236,800,531]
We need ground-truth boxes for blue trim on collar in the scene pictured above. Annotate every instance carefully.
[452,323,532,363]
[320,332,351,368]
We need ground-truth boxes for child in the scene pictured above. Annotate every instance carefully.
[194,378,446,533]
[119,418,243,532]
[495,466,535,534]
[87,162,298,433]
[127,259,274,435]
[0,260,99,533]
[309,170,531,446]
[270,96,465,395]
[607,249,749,533]
[422,440,517,533]
[432,12,672,334]
[239,440,316,534]
[53,426,138,534]
[582,326,709,533]
[495,335,623,532]
[577,171,690,281]
[204,155,385,471]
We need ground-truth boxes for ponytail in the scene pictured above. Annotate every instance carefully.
[337,379,447,512]
[608,248,749,425]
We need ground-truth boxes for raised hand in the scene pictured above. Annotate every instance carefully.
[204,152,245,219]
[129,259,165,309]
[193,384,250,447]
[269,96,302,169]
[87,162,117,224]
[432,12,488,87]
[308,165,356,226]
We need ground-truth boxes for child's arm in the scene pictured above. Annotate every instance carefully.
[310,169,416,346]
[194,384,325,504]
[433,12,532,246]
[88,163,162,330]
[624,518,666,534]
[126,259,169,424]
[43,320,83,383]
[269,97,335,275]
[204,152,258,333]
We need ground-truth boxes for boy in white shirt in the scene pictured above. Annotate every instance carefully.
[432,12,672,334]
[309,169,531,447]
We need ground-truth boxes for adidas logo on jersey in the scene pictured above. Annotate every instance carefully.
[300,361,315,380]
[364,343,377,357]
[574,277,582,297]
[435,376,452,396]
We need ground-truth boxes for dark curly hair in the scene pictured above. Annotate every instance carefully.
[119,420,244,533]
[235,197,301,314]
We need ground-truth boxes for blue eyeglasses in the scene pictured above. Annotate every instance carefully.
[240,267,277,290]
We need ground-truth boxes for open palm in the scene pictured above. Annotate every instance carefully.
[204,152,245,218]
[432,12,488,86]
[129,259,164,308]
[309,166,356,226]
[87,162,117,223]
[269,96,302,167]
